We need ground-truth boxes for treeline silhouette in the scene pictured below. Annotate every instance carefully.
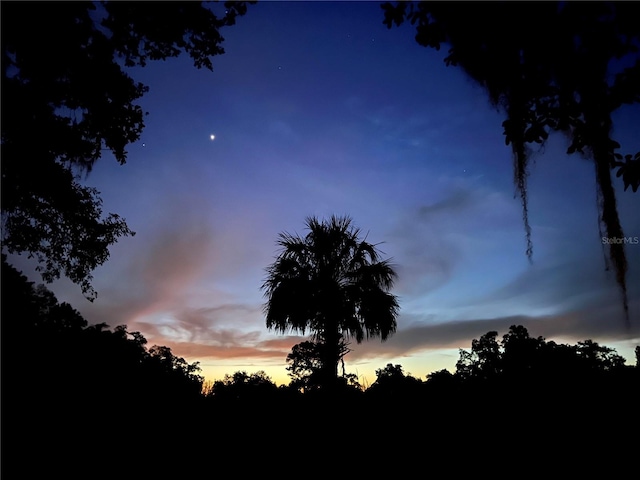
[4,255,203,409]
[4,255,638,473]
[202,326,639,418]
[4,255,205,475]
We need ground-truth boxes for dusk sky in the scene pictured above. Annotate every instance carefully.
[11,1,640,386]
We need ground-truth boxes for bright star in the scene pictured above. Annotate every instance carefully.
[210,134,215,141]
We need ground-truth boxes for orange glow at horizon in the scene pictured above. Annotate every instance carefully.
[191,348,464,387]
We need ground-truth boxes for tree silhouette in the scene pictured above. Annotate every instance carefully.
[286,339,356,392]
[425,368,457,392]
[1,1,254,299]
[209,370,278,402]
[286,341,324,392]
[262,215,399,391]
[500,324,546,381]
[575,339,626,372]
[455,324,630,386]
[381,1,640,322]
[367,363,422,399]
[455,330,502,382]
[3,254,204,420]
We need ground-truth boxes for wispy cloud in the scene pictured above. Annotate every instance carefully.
[347,299,640,362]
[387,179,521,297]
[156,333,304,362]
[57,195,220,329]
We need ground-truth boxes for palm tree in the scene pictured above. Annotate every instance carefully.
[262,215,399,390]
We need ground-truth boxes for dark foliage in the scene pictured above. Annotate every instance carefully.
[381,1,640,322]
[206,370,278,403]
[1,1,254,299]
[286,340,325,392]
[453,324,629,387]
[3,256,203,395]
[3,255,209,472]
[285,339,360,393]
[366,363,423,401]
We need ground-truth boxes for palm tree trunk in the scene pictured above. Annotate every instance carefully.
[320,320,340,391]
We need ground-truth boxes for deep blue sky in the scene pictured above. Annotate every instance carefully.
[13,1,640,385]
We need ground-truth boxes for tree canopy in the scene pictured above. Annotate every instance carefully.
[381,1,640,322]
[262,215,399,390]
[367,363,422,399]
[3,254,204,409]
[204,370,280,405]
[285,339,358,392]
[1,1,254,299]
[454,324,628,386]
[286,340,325,392]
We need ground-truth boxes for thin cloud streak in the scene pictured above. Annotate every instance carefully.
[348,301,640,362]
[158,334,304,362]
[387,180,522,297]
